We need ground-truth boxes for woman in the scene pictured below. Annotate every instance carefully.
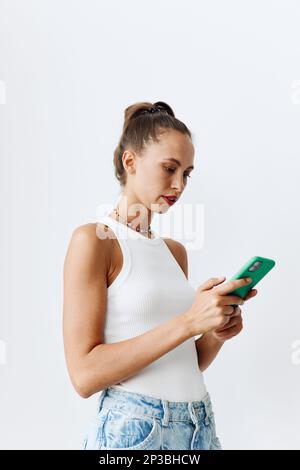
[63,101,257,450]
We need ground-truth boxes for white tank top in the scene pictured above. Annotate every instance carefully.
[98,214,207,402]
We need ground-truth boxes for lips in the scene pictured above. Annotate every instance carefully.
[162,195,177,206]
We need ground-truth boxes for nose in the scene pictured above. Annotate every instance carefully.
[171,172,186,193]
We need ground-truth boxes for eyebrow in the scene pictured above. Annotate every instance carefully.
[163,158,194,171]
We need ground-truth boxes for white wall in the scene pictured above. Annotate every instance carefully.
[0,0,299,450]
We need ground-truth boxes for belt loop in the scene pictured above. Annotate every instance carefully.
[161,400,170,427]
[203,399,210,426]
[188,402,198,426]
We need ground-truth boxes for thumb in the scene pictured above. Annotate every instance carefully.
[198,276,226,292]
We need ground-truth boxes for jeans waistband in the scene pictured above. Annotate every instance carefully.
[97,386,213,427]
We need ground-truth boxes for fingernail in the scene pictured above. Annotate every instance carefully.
[246,277,252,282]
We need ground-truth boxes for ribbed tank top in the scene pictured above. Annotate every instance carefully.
[98,214,207,402]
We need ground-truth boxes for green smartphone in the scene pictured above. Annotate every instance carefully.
[228,256,276,299]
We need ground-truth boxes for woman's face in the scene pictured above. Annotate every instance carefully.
[127,129,195,214]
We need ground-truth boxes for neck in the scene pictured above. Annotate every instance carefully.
[110,193,153,233]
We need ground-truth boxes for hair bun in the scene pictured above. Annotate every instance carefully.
[153,101,175,117]
[132,102,175,119]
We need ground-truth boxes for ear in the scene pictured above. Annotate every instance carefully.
[122,150,136,175]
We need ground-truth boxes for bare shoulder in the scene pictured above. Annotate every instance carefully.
[71,221,118,246]
[162,237,188,279]
[72,222,115,242]
[64,223,113,275]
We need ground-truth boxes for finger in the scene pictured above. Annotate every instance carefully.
[223,307,241,322]
[198,276,226,292]
[222,307,242,328]
[223,305,237,316]
[243,289,258,301]
[215,330,236,340]
[216,277,253,296]
[216,321,242,335]
[220,314,232,327]
[217,320,239,332]
[231,306,242,317]
[216,317,235,331]
[219,295,245,306]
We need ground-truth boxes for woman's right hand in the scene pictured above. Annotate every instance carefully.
[183,276,253,336]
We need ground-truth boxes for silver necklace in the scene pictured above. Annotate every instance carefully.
[113,208,152,237]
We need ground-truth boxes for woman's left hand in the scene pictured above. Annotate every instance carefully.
[210,288,258,342]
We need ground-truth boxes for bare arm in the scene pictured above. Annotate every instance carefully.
[194,333,224,371]
[63,225,193,399]
[78,314,190,398]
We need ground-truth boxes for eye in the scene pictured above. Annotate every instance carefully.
[164,167,192,179]
[164,167,176,173]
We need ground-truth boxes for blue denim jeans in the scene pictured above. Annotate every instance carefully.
[82,386,222,450]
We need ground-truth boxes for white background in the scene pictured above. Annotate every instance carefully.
[0,0,299,450]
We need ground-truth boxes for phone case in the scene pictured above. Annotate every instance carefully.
[229,256,276,299]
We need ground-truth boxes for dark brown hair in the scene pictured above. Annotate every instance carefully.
[113,101,193,187]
